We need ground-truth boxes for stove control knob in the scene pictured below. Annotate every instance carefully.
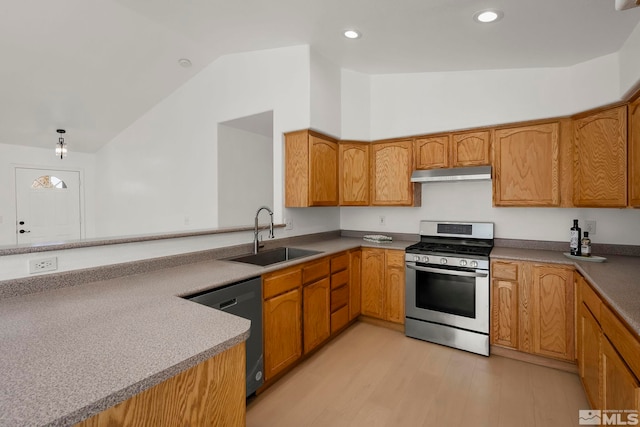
[440,258,447,265]
[459,259,467,267]
[470,261,479,268]
[422,256,429,263]
[413,255,421,262]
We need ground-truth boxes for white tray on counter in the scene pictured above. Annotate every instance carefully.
[563,253,607,262]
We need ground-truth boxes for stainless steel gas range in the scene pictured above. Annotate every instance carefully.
[405,221,494,356]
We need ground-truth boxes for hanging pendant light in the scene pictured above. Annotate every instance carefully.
[55,129,67,159]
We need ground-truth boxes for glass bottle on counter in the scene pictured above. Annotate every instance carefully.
[570,219,581,256]
[581,232,592,257]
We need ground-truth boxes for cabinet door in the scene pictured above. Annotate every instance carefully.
[303,278,331,354]
[361,248,385,319]
[414,135,449,169]
[574,106,628,207]
[630,97,640,207]
[578,303,602,409]
[309,135,338,206]
[531,265,575,361]
[602,337,640,416]
[264,288,302,380]
[339,142,369,206]
[349,250,362,320]
[493,123,560,206]
[452,130,490,167]
[371,139,417,206]
[491,279,519,349]
[385,250,405,324]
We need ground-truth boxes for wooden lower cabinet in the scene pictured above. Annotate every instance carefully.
[78,343,246,427]
[385,250,405,323]
[361,248,405,324]
[578,303,601,408]
[602,336,640,415]
[491,279,519,349]
[490,260,574,361]
[264,288,302,380]
[576,272,640,418]
[361,248,386,318]
[349,249,362,320]
[531,265,574,360]
[303,277,331,354]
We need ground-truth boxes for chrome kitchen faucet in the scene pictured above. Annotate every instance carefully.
[254,206,275,254]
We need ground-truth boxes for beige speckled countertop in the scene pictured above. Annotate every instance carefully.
[491,247,640,336]
[0,237,414,426]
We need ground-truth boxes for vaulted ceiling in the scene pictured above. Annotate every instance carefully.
[2,0,639,152]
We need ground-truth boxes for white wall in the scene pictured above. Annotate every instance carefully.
[340,182,640,245]
[95,45,314,237]
[341,69,371,140]
[217,125,273,227]
[619,21,640,97]
[0,143,96,245]
[310,50,342,138]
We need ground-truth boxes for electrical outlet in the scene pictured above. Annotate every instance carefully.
[285,218,293,230]
[584,220,597,236]
[379,215,386,226]
[29,257,58,274]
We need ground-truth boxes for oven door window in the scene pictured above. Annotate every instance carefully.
[415,269,476,318]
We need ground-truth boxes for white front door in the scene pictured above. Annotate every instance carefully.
[15,168,81,245]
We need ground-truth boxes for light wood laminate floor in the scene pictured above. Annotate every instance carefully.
[247,322,589,427]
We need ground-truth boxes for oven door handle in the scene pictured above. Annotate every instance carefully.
[406,263,488,278]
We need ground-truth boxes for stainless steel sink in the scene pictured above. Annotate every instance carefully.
[226,247,322,266]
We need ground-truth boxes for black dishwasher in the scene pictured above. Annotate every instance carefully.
[187,276,263,396]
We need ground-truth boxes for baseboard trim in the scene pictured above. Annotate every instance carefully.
[358,315,405,332]
[490,345,578,373]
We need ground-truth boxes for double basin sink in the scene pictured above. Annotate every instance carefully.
[227,247,321,267]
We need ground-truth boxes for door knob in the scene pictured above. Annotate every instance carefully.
[19,229,30,234]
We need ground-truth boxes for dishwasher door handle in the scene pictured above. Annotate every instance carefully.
[218,298,238,310]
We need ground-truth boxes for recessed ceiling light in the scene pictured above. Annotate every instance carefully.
[178,58,192,68]
[473,10,504,23]
[343,30,361,39]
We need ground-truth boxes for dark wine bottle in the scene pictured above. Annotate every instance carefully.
[570,219,581,256]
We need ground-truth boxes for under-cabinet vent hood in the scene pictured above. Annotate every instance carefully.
[411,166,492,183]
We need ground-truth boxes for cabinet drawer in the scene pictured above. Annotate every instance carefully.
[331,252,349,273]
[303,259,330,285]
[386,250,405,268]
[263,268,302,299]
[580,277,602,321]
[331,305,350,334]
[331,269,349,290]
[492,261,518,281]
[331,285,349,312]
[601,305,640,380]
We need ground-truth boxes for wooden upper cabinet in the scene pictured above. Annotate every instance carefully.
[452,130,491,167]
[573,105,628,207]
[285,129,338,207]
[371,139,420,206]
[493,122,560,207]
[414,130,489,170]
[630,96,640,207]
[414,135,449,169]
[339,142,370,206]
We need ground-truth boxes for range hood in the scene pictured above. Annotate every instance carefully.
[411,166,492,183]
